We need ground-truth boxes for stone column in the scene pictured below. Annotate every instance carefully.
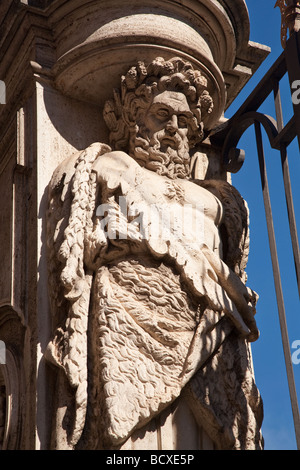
[0,0,270,450]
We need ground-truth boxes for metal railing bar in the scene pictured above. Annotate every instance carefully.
[273,82,300,297]
[254,120,300,449]
[229,50,286,118]
[212,53,287,146]
[285,31,300,150]
[272,115,296,149]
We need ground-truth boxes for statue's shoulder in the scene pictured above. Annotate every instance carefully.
[91,149,140,178]
[49,142,112,195]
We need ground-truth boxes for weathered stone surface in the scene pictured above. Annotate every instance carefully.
[46,56,261,450]
[0,0,268,450]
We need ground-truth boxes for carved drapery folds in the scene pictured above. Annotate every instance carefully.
[46,54,263,450]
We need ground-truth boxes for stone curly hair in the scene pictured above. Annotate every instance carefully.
[103,56,214,152]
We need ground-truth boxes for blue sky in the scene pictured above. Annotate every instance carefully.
[225,0,300,450]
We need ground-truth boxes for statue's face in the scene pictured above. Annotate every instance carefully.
[142,90,193,152]
[131,90,194,178]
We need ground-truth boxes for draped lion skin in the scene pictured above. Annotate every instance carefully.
[46,57,262,450]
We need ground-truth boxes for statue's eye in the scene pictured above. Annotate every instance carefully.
[156,109,169,119]
[178,115,188,127]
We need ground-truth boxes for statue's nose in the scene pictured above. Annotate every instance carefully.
[166,115,178,133]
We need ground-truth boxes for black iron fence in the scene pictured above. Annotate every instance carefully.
[212,29,300,450]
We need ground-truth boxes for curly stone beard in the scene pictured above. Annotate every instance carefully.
[130,127,191,179]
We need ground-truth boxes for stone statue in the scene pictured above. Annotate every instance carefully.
[276,0,300,46]
[46,57,263,450]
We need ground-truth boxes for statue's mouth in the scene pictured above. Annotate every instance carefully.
[160,136,178,151]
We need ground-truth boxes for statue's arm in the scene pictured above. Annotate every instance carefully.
[191,178,249,280]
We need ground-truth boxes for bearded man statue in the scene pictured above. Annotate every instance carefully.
[46,57,263,450]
